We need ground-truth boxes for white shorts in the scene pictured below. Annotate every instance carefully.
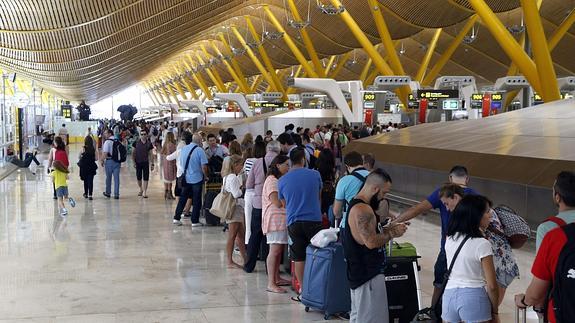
[266,230,288,245]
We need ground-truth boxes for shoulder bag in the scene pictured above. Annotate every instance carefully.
[177,145,198,188]
[411,235,471,322]
[210,175,236,221]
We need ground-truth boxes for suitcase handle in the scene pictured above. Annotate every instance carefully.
[515,306,526,323]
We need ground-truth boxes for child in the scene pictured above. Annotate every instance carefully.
[52,160,76,216]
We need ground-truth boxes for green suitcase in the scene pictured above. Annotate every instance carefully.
[387,241,418,257]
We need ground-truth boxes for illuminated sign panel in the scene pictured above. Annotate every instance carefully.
[61,105,72,118]
[472,94,483,101]
[491,94,503,101]
[253,102,286,108]
[417,90,459,101]
[363,92,376,102]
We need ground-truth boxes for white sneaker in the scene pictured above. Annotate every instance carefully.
[191,222,204,227]
[60,208,68,216]
[172,219,182,226]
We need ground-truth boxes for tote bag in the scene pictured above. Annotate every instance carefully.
[209,176,236,221]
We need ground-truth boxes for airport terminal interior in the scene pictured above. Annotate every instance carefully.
[0,1,574,322]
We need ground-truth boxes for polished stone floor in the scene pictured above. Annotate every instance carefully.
[0,146,541,322]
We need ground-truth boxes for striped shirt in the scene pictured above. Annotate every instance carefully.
[262,175,287,234]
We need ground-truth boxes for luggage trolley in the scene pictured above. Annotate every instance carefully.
[202,172,223,226]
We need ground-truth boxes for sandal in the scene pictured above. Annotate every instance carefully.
[291,294,302,303]
[266,287,287,294]
[276,279,291,286]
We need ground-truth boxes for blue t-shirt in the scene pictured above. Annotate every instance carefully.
[179,143,208,185]
[278,167,322,226]
[335,169,370,229]
[427,186,478,249]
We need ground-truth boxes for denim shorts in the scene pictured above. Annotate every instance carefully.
[56,186,69,198]
[442,287,492,323]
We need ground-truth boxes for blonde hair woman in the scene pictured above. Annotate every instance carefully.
[222,154,248,268]
[161,132,177,200]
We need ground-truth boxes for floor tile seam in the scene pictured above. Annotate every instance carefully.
[0,164,18,182]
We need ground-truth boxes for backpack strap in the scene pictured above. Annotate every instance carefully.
[182,145,199,179]
[545,216,567,227]
[262,158,268,178]
[432,235,471,310]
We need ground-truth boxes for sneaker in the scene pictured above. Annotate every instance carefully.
[60,208,68,216]
[191,222,204,227]
[103,192,111,198]
[88,196,93,201]
[83,194,88,199]
[114,196,119,200]
[68,198,76,208]
[53,196,58,200]
[173,219,183,226]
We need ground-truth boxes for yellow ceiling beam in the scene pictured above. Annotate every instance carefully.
[150,81,168,103]
[360,56,374,82]
[328,52,351,79]
[549,9,575,51]
[328,0,409,107]
[175,67,200,100]
[157,78,178,105]
[286,0,325,77]
[144,81,161,105]
[324,56,336,76]
[165,72,188,100]
[415,28,442,83]
[422,15,478,86]
[251,75,264,93]
[193,53,227,93]
[230,26,278,92]
[467,0,542,96]
[217,33,249,89]
[521,0,560,101]
[263,5,319,78]
[209,42,250,93]
[245,16,286,98]
[182,60,213,100]
[368,0,407,77]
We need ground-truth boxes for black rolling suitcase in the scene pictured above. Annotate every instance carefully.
[384,241,422,323]
[203,173,222,226]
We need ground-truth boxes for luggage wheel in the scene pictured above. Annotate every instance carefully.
[304,307,309,312]
[323,314,330,320]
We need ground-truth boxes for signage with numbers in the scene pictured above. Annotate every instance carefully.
[363,92,376,102]
[472,93,484,101]
[491,93,503,101]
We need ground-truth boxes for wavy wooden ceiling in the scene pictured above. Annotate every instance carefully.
[0,0,573,102]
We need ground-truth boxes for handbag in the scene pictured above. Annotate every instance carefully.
[493,205,530,249]
[411,235,471,322]
[209,176,236,221]
[177,145,198,188]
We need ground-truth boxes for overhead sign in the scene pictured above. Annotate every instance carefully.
[442,100,460,110]
[491,93,503,101]
[417,89,459,101]
[363,92,376,102]
[408,94,416,101]
[61,105,72,118]
[363,101,375,109]
[533,93,543,101]
[471,93,483,101]
[253,101,286,108]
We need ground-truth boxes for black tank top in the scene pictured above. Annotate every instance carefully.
[341,198,386,290]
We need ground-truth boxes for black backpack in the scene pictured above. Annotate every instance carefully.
[110,140,127,163]
[550,223,575,322]
[341,169,367,213]
[207,155,223,174]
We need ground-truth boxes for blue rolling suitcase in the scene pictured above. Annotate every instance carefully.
[301,242,351,320]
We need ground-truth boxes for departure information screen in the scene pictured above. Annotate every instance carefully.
[417,89,459,101]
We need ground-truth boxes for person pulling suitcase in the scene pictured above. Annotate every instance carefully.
[341,169,409,323]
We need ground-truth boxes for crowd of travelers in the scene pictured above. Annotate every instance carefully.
[39,117,574,323]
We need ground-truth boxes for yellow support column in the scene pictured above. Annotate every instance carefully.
[217,33,250,89]
[328,52,351,78]
[286,0,325,77]
[415,29,442,82]
[263,5,318,78]
[422,16,478,86]
[360,57,373,83]
[160,78,181,105]
[328,0,409,106]
[245,17,286,97]
[521,0,560,101]
[166,73,188,100]
[324,56,336,76]
[467,0,541,95]
[154,79,172,104]
[549,9,575,51]
[183,59,213,100]
[144,82,161,105]
[150,81,168,103]
[231,26,278,92]
[209,42,251,93]
[368,0,406,77]
[193,53,227,93]
[251,75,264,92]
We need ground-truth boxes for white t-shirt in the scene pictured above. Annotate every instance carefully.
[445,234,493,289]
[324,131,332,141]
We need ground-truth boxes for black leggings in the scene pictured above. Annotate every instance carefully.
[135,162,150,181]
[83,175,95,196]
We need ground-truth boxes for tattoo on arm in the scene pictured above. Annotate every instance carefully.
[356,209,388,249]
